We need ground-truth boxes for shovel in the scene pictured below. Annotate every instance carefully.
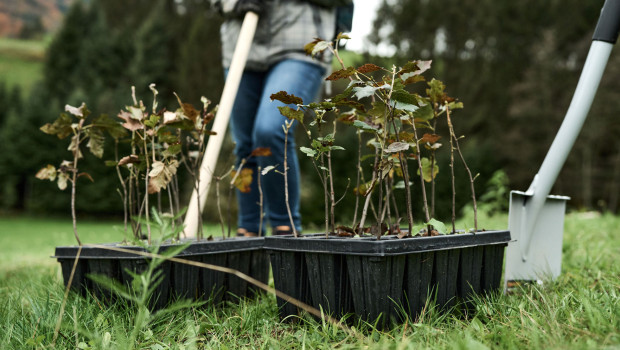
[183,12,259,238]
[504,0,620,287]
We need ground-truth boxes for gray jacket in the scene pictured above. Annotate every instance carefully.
[211,0,346,71]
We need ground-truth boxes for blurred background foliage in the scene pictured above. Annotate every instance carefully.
[0,0,618,229]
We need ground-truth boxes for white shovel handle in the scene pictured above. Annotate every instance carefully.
[183,11,259,238]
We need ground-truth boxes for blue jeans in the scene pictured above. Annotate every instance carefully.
[228,60,325,235]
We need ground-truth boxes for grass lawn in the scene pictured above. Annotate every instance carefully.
[0,37,47,95]
[0,212,618,349]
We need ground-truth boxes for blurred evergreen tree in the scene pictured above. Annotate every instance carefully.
[129,0,176,103]
[8,0,228,216]
[369,0,617,213]
[43,1,88,103]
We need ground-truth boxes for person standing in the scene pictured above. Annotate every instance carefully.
[210,0,353,236]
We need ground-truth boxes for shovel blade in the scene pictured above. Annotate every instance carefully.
[504,191,569,287]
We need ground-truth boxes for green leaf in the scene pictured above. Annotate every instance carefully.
[300,146,317,158]
[86,128,105,158]
[127,105,144,121]
[331,85,354,103]
[418,157,439,182]
[368,101,387,118]
[426,218,447,234]
[385,141,410,153]
[144,114,160,128]
[411,102,434,121]
[163,143,182,157]
[57,172,69,190]
[92,114,126,139]
[393,180,413,189]
[35,165,57,181]
[88,273,134,301]
[158,131,180,144]
[40,113,73,139]
[261,165,276,175]
[391,90,420,112]
[427,78,447,104]
[448,101,464,110]
[312,40,330,56]
[277,106,304,122]
[336,33,350,40]
[304,39,330,57]
[352,120,378,132]
[352,84,390,100]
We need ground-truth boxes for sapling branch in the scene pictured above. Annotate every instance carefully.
[390,112,414,235]
[70,120,84,246]
[143,131,152,244]
[114,139,129,237]
[282,120,298,237]
[352,129,362,228]
[447,107,457,234]
[389,178,401,225]
[258,166,264,237]
[334,178,351,206]
[322,152,329,235]
[430,118,438,218]
[411,119,431,224]
[327,120,338,234]
[357,147,380,236]
[376,161,384,237]
[215,176,225,238]
[446,104,478,232]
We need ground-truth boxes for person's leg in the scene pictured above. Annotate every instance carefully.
[228,70,265,235]
[252,60,326,233]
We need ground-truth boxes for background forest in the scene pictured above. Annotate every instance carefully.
[0,0,619,228]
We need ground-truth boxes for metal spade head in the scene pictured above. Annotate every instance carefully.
[504,190,570,289]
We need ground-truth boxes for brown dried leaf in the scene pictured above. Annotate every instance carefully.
[231,168,253,193]
[118,155,140,166]
[78,172,94,182]
[357,63,381,74]
[420,133,441,145]
[270,91,303,105]
[326,67,356,81]
[203,112,215,125]
[148,160,179,194]
[172,92,200,124]
[117,110,143,131]
[336,225,356,237]
[250,147,272,157]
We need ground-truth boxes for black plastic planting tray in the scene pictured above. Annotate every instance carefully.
[265,230,510,326]
[264,231,510,255]
[54,236,269,308]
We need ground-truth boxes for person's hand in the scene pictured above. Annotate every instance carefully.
[234,0,264,16]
